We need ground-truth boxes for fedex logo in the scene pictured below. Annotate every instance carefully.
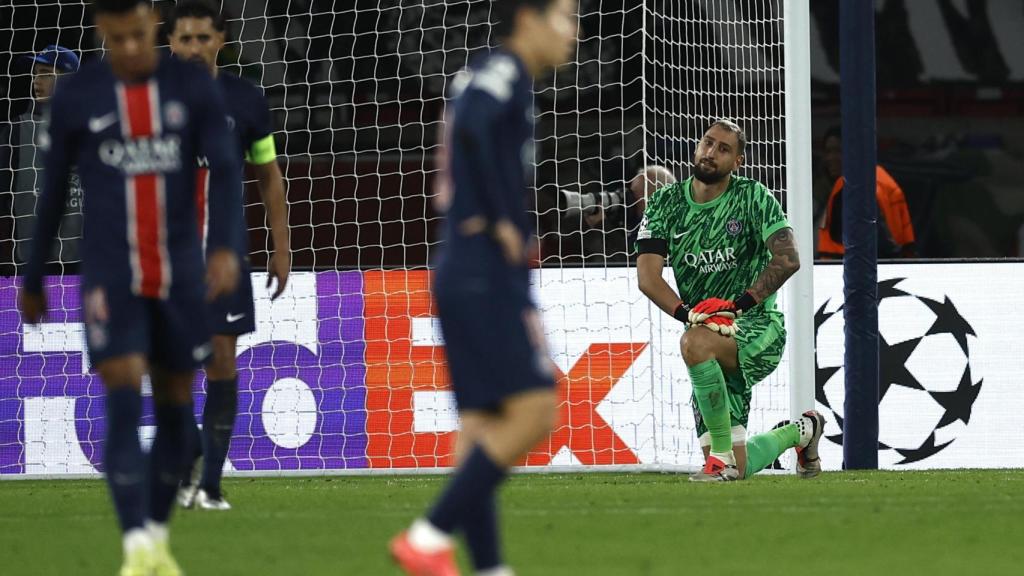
[363,270,647,468]
[0,270,652,476]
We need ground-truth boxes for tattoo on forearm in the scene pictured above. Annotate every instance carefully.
[749,228,800,302]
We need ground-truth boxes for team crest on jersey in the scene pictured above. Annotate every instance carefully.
[726,218,743,236]
[163,101,187,129]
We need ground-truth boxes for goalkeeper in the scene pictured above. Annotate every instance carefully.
[636,119,825,482]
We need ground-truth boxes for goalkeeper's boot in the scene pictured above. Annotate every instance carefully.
[390,531,460,576]
[795,410,826,479]
[118,530,154,576]
[195,488,232,511]
[689,454,740,483]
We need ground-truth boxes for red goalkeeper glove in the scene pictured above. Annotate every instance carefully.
[688,293,758,324]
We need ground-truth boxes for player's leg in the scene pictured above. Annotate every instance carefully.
[146,364,194,576]
[700,432,748,476]
[681,327,741,481]
[724,313,826,479]
[454,411,510,575]
[96,354,154,576]
[393,291,554,576]
[403,391,555,575]
[195,333,238,509]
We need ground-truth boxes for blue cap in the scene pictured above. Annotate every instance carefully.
[22,45,80,73]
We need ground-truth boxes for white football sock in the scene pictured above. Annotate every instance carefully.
[123,528,151,555]
[145,520,169,544]
[408,518,452,552]
[710,450,737,467]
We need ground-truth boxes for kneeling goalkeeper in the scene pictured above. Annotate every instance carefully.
[636,120,825,482]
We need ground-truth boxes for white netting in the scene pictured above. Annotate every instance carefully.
[0,0,804,476]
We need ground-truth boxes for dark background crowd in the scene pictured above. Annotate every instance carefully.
[2,0,1022,273]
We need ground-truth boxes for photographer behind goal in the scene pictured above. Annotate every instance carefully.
[555,165,676,263]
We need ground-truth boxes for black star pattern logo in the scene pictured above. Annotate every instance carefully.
[812,279,983,464]
[879,335,924,399]
[930,367,983,428]
[894,432,954,465]
[920,295,976,354]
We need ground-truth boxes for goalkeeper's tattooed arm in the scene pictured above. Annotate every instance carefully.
[747,227,801,303]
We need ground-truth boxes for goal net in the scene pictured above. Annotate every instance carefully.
[0,0,810,477]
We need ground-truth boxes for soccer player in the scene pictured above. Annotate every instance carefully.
[166,0,291,512]
[18,0,241,574]
[389,1,577,575]
[636,119,826,482]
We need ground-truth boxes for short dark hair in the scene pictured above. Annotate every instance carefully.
[165,0,227,36]
[493,0,559,39]
[708,119,747,155]
[93,0,150,15]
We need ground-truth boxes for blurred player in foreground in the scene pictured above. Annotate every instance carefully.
[19,0,241,573]
[636,120,825,482]
[389,1,577,575]
[166,0,291,512]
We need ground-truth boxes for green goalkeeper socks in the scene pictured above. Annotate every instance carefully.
[689,359,733,455]
[744,423,801,479]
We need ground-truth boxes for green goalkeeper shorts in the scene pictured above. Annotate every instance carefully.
[692,310,787,437]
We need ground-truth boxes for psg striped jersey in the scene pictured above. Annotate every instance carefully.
[194,71,276,254]
[24,54,241,298]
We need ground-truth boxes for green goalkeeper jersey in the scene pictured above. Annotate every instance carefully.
[636,175,789,316]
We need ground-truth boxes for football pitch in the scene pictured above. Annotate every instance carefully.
[2,470,1022,575]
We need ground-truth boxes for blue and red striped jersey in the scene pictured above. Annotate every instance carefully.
[24,54,241,299]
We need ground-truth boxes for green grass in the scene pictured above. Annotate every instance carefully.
[2,470,1022,575]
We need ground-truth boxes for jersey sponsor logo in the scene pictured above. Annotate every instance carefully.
[682,247,738,274]
[99,135,183,175]
[162,101,187,130]
[726,218,743,236]
[88,112,118,134]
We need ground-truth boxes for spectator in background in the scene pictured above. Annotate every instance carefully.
[557,164,676,263]
[0,45,83,269]
[817,126,916,259]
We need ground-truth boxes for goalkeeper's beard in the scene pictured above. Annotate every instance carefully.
[693,161,729,185]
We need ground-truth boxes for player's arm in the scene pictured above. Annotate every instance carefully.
[246,94,290,299]
[19,92,74,323]
[452,81,523,263]
[637,252,689,322]
[746,226,800,302]
[194,74,242,299]
[635,190,689,322]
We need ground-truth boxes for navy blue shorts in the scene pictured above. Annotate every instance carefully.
[206,263,256,336]
[83,283,212,372]
[433,278,555,412]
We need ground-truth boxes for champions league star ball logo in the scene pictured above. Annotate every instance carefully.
[814,278,983,465]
